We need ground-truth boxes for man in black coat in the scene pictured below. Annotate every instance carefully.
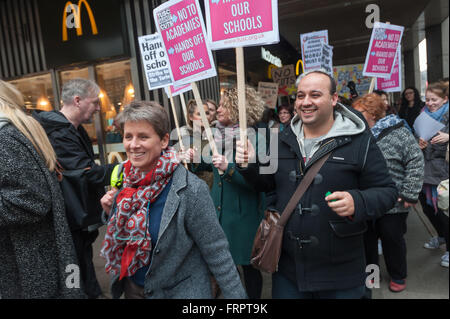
[33,78,115,299]
[236,70,398,299]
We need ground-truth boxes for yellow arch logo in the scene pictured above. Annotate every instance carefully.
[62,0,98,42]
[296,59,304,76]
[268,64,277,79]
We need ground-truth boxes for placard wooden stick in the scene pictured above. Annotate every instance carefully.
[368,77,376,93]
[236,46,248,167]
[191,82,224,175]
[168,87,188,169]
[180,92,189,126]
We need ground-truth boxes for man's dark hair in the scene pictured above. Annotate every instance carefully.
[296,69,337,95]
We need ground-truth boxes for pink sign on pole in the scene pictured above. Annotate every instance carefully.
[204,0,279,50]
[376,48,402,92]
[363,22,404,79]
[154,0,217,86]
[164,83,192,97]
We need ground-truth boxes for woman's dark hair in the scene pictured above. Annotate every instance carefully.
[277,104,294,117]
[116,100,170,139]
[398,86,424,128]
[401,87,422,108]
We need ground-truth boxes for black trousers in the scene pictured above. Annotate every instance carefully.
[419,192,449,251]
[71,229,102,299]
[241,265,263,299]
[364,213,408,281]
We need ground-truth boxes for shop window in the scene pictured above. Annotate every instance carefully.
[96,60,135,163]
[218,66,237,96]
[8,74,54,113]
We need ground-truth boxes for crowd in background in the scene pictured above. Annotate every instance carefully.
[0,73,448,299]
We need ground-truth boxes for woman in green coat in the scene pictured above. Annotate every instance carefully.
[186,87,265,299]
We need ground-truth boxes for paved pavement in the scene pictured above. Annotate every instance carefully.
[92,203,449,299]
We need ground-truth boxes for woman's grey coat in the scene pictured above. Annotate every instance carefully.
[375,122,424,213]
[111,165,247,299]
[0,121,85,299]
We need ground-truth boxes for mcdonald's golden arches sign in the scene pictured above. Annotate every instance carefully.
[62,0,99,42]
[37,0,127,68]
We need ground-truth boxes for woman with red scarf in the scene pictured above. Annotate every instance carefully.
[100,101,246,299]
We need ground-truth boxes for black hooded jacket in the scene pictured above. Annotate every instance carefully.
[33,110,115,230]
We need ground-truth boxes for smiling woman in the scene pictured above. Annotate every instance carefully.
[418,81,449,267]
[116,101,170,173]
[100,100,246,299]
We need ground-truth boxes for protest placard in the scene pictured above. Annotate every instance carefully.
[153,0,217,86]
[271,64,296,96]
[138,33,173,90]
[321,43,333,76]
[363,22,404,78]
[164,83,192,97]
[376,47,402,92]
[300,30,329,72]
[258,82,279,109]
[204,0,279,50]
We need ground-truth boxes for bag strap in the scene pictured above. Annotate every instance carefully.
[278,152,332,227]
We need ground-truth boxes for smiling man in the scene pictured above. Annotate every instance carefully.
[235,70,398,299]
[33,78,115,299]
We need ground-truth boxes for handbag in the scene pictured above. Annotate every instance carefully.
[250,152,332,273]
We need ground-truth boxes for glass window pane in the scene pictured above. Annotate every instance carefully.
[8,74,54,113]
[96,60,134,163]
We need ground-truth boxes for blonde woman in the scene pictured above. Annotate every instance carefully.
[0,80,83,299]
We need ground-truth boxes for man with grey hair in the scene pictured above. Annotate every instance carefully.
[235,70,398,299]
[34,78,115,299]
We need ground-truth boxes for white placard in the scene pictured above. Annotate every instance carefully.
[321,43,333,75]
[300,30,329,72]
[258,82,279,109]
[138,33,173,90]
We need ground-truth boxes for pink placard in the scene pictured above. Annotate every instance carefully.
[209,0,272,41]
[164,84,192,97]
[363,22,404,78]
[376,48,402,92]
[205,0,279,50]
[154,0,216,85]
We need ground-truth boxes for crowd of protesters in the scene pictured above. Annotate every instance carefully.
[0,72,448,299]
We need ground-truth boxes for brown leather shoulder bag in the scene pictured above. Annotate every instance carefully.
[250,152,331,273]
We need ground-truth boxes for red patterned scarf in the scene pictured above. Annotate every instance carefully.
[101,147,179,280]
